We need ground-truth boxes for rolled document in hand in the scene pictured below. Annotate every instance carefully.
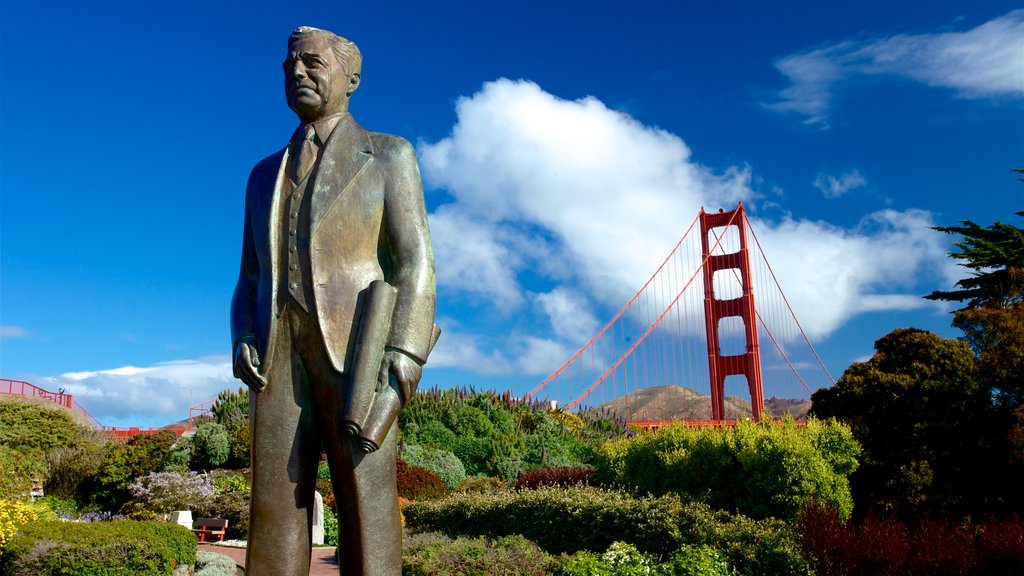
[358,323,441,453]
[342,280,398,437]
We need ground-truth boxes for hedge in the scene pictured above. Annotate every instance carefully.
[404,485,810,576]
[0,520,197,576]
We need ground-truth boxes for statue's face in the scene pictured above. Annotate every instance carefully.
[284,35,347,122]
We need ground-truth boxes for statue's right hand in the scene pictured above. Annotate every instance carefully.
[234,342,268,393]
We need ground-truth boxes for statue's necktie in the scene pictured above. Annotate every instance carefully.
[291,124,317,185]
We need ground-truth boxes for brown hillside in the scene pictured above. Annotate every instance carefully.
[597,385,810,421]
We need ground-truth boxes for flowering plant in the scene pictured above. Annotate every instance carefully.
[128,471,215,514]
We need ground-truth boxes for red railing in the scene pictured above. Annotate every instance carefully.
[1,378,188,440]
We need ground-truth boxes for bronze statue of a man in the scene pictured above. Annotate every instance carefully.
[230,26,436,576]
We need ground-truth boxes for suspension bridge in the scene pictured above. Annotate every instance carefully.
[526,203,834,427]
[3,203,833,437]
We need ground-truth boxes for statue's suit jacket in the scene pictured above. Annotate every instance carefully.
[231,113,436,380]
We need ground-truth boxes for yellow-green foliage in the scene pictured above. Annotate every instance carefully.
[0,500,37,551]
[595,417,860,522]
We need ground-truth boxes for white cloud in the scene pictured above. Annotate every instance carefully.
[0,326,32,339]
[535,287,601,344]
[813,170,866,198]
[750,209,952,339]
[420,79,953,375]
[55,356,238,428]
[766,9,1024,125]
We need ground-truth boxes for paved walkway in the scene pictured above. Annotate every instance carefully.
[198,543,339,575]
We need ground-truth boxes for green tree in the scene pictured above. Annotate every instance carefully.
[810,328,998,519]
[925,202,1023,309]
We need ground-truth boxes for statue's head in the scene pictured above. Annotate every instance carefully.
[284,26,362,123]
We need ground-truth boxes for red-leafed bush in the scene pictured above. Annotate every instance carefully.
[514,466,595,490]
[801,505,1024,576]
[975,516,1024,575]
[397,459,447,500]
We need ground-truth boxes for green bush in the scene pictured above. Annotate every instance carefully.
[0,398,93,501]
[191,423,231,470]
[44,440,107,502]
[0,519,196,576]
[404,486,810,576]
[402,531,560,575]
[562,541,663,576]
[561,541,735,576]
[402,445,466,490]
[457,475,508,494]
[595,418,859,522]
[399,388,627,478]
[0,398,87,455]
[404,485,683,556]
[0,446,44,502]
[194,550,238,576]
[323,503,338,546]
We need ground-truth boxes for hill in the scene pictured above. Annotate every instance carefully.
[596,385,811,421]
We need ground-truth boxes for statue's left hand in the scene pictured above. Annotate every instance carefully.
[377,349,422,404]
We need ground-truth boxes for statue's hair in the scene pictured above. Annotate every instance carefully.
[290,26,362,79]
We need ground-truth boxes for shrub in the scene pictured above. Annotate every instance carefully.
[127,471,215,515]
[514,466,594,490]
[0,447,43,502]
[162,437,193,474]
[195,550,239,576]
[323,503,338,546]
[194,473,250,540]
[228,421,250,467]
[0,398,86,455]
[404,485,683,556]
[191,422,231,469]
[668,544,736,576]
[402,531,560,575]
[77,440,136,512]
[677,501,809,576]
[595,418,859,522]
[0,500,37,551]
[402,445,466,490]
[124,430,178,477]
[562,541,662,576]
[43,441,106,502]
[396,460,447,500]
[405,486,809,576]
[457,475,508,494]
[800,505,1024,576]
[0,519,196,576]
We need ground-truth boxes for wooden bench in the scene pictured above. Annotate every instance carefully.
[192,517,228,542]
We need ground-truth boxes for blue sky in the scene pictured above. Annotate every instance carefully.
[1,0,1021,428]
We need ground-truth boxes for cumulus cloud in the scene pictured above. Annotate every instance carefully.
[0,326,32,339]
[813,170,867,198]
[420,79,953,374]
[765,9,1024,125]
[750,209,955,339]
[57,356,237,428]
